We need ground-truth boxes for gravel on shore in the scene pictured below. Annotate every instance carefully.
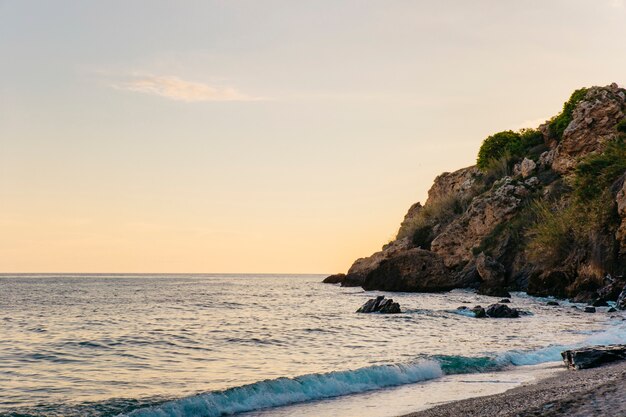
[401,360,626,417]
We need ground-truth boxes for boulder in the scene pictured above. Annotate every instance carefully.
[362,248,465,292]
[322,273,345,284]
[499,298,511,303]
[520,158,537,178]
[584,307,597,313]
[485,303,520,318]
[551,84,626,173]
[608,307,617,313]
[475,253,510,297]
[356,296,401,314]
[471,305,486,318]
[561,345,626,369]
[547,301,560,306]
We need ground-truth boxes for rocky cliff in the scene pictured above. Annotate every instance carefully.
[326,83,626,303]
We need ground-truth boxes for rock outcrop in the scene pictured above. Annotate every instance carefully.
[362,248,464,292]
[430,177,531,269]
[326,83,626,303]
[425,166,481,205]
[322,273,345,284]
[475,252,510,297]
[341,238,412,287]
[551,84,626,173]
[356,295,401,314]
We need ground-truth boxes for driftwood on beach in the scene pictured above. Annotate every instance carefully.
[561,345,626,370]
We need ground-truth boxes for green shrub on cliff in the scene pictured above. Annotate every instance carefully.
[526,138,625,269]
[573,137,626,201]
[548,88,588,139]
[476,128,544,172]
[617,118,626,134]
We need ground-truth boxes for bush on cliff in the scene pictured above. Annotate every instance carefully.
[548,88,588,139]
[526,138,625,270]
[476,129,544,172]
[574,137,626,201]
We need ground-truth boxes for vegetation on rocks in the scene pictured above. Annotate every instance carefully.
[326,83,626,302]
[476,129,543,171]
[549,88,589,139]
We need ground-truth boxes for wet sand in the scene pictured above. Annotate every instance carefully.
[401,360,626,417]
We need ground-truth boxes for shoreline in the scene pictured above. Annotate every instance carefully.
[400,360,626,417]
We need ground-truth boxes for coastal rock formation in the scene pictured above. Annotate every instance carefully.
[341,238,412,287]
[551,84,626,173]
[475,253,510,297]
[562,345,626,369]
[362,248,462,292]
[425,166,481,205]
[326,83,626,303]
[322,273,345,284]
[356,296,401,314]
[430,177,530,269]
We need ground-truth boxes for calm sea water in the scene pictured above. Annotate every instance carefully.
[1,274,624,417]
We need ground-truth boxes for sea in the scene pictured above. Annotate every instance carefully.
[1,274,625,417]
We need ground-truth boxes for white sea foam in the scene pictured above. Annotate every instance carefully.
[122,362,443,417]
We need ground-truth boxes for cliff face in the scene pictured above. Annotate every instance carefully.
[329,83,626,302]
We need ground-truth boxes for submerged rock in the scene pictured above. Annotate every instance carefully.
[499,298,511,303]
[584,307,597,313]
[561,345,626,369]
[471,305,486,318]
[547,301,560,306]
[356,296,401,314]
[486,303,520,318]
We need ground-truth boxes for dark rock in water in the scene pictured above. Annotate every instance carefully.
[341,273,366,287]
[499,299,511,303]
[547,301,560,306]
[475,253,510,297]
[322,273,345,284]
[608,307,617,313]
[584,307,596,313]
[457,306,468,310]
[362,248,466,292]
[356,296,401,314]
[591,299,609,307]
[617,285,626,310]
[561,345,626,369]
[471,305,486,318]
[486,303,519,318]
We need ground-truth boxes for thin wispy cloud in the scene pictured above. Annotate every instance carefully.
[113,75,261,102]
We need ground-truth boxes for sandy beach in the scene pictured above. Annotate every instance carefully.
[401,360,626,417]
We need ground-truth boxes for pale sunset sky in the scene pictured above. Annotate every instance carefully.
[1,1,625,273]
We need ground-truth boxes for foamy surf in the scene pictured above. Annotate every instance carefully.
[121,362,443,417]
[120,319,626,417]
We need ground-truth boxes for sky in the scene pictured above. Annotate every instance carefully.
[1,0,625,273]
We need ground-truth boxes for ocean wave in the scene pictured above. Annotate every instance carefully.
[120,362,443,417]
[120,319,626,417]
